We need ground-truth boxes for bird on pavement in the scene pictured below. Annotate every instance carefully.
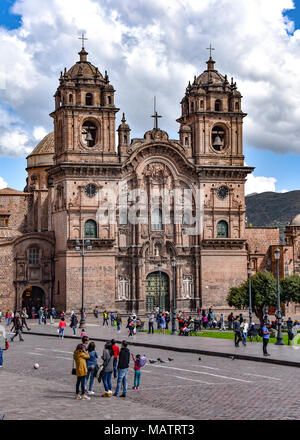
[168,358,174,362]
[231,356,235,360]
[198,357,201,361]
[157,358,161,361]
[149,360,157,364]
[159,359,166,363]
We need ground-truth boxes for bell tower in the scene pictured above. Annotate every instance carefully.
[177,50,245,167]
[50,43,119,164]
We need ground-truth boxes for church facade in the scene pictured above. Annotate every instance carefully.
[1,47,300,316]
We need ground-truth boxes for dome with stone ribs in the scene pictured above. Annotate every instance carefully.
[66,49,104,80]
[290,214,300,226]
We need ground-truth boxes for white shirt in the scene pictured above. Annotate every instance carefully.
[243,322,249,333]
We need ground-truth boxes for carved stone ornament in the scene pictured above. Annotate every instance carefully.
[144,163,171,182]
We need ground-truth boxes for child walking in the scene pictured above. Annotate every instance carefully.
[132,353,146,390]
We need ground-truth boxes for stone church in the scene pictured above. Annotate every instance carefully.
[0,46,299,316]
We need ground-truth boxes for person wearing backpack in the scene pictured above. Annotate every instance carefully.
[233,316,242,347]
[131,353,146,390]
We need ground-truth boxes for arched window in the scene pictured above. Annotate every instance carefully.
[69,94,73,104]
[123,134,127,143]
[185,136,189,145]
[200,100,204,109]
[235,101,239,111]
[84,220,97,238]
[152,209,162,230]
[86,93,93,106]
[82,121,97,147]
[217,221,228,238]
[215,99,221,111]
[212,125,226,152]
[29,247,39,264]
[107,96,111,105]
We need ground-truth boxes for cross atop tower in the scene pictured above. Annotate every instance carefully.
[206,43,215,59]
[78,33,88,49]
[151,97,162,129]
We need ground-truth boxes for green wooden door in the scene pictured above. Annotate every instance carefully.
[146,271,169,312]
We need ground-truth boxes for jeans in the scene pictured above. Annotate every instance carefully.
[102,371,113,392]
[263,338,269,355]
[85,367,95,391]
[50,316,54,323]
[76,376,86,395]
[114,368,129,396]
[234,331,242,346]
[0,349,3,366]
[6,318,10,326]
[72,326,77,335]
[117,323,120,331]
[148,322,154,334]
[134,370,141,387]
[38,316,42,325]
[242,332,247,344]
[103,319,108,326]
[59,328,65,338]
[113,357,118,378]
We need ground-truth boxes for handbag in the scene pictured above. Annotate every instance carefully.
[72,360,76,375]
[94,364,100,377]
[97,365,105,383]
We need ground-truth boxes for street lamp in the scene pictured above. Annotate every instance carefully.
[171,257,177,335]
[274,247,284,345]
[247,264,253,326]
[75,238,92,328]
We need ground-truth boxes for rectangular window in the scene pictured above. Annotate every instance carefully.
[0,215,9,228]
[29,248,39,264]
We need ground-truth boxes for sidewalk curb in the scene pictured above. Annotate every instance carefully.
[23,331,300,369]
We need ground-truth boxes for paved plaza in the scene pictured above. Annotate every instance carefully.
[1,320,300,420]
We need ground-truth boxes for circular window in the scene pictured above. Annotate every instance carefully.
[217,186,229,200]
[212,126,226,152]
[82,121,97,147]
[85,184,97,198]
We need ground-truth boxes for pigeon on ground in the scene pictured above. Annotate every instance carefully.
[157,358,161,361]
[168,358,174,362]
[149,360,157,364]
[198,357,201,361]
[159,359,166,363]
[231,356,235,360]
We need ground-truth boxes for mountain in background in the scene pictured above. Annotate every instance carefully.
[245,190,300,242]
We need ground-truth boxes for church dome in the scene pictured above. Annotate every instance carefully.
[28,132,54,156]
[66,49,104,80]
[290,214,300,226]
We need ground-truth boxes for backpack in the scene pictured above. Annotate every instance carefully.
[137,356,147,367]
[258,327,263,337]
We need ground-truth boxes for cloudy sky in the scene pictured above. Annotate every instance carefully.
[0,0,300,194]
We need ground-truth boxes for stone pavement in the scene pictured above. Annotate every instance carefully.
[16,318,300,367]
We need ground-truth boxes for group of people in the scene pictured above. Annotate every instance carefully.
[73,335,146,400]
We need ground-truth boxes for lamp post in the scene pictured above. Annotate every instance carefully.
[247,264,253,326]
[171,257,177,335]
[274,247,284,345]
[75,238,92,328]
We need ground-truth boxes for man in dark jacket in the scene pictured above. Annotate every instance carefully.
[233,316,242,347]
[113,340,130,397]
[10,314,24,342]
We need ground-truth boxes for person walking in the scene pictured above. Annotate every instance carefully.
[5,310,11,327]
[227,312,234,330]
[220,314,226,331]
[110,312,115,327]
[287,317,294,345]
[31,306,36,319]
[101,341,114,397]
[103,310,109,327]
[42,308,48,325]
[73,343,91,400]
[70,313,78,336]
[0,328,9,367]
[84,342,98,395]
[116,313,122,332]
[38,307,43,325]
[127,317,134,337]
[10,313,24,342]
[148,312,154,334]
[113,340,130,398]
[165,311,170,330]
[94,306,99,319]
[262,323,270,356]
[242,319,248,346]
[160,313,166,334]
[58,317,66,339]
[21,309,31,331]
[111,339,120,379]
[132,353,146,390]
[233,316,242,347]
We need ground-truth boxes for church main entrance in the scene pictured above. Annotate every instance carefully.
[146,272,170,312]
[22,286,45,312]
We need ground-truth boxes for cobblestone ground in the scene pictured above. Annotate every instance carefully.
[1,331,300,420]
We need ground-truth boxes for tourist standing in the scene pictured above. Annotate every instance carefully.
[132,353,146,390]
[160,314,166,334]
[148,312,154,334]
[116,313,122,332]
[101,341,114,397]
[94,306,99,319]
[262,323,270,356]
[113,340,130,398]
[70,313,78,336]
[220,314,226,331]
[227,312,234,330]
[85,342,98,395]
[103,310,109,327]
[165,312,170,330]
[111,339,120,379]
[242,319,248,346]
[38,307,43,325]
[0,310,2,323]
[110,312,115,327]
[5,310,11,327]
[0,328,9,367]
[58,317,66,339]
[233,316,242,347]
[73,344,90,400]
[42,308,48,325]
[31,306,35,319]
[21,309,31,331]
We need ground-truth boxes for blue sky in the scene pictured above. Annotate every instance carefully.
[0,0,300,194]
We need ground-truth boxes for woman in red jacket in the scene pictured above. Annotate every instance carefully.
[58,317,67,339]
[111,339,120,378]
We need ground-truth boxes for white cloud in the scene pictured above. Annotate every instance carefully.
[33,126,47,141]
[245,174,277,195]
[0,0,299,159]
[0,176,8,189]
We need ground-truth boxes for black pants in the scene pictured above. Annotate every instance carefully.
[263,338,269,355]
[234,331,242,346]
[148,322,154,333]
[11,329,24,341]
[76,376,86,395]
